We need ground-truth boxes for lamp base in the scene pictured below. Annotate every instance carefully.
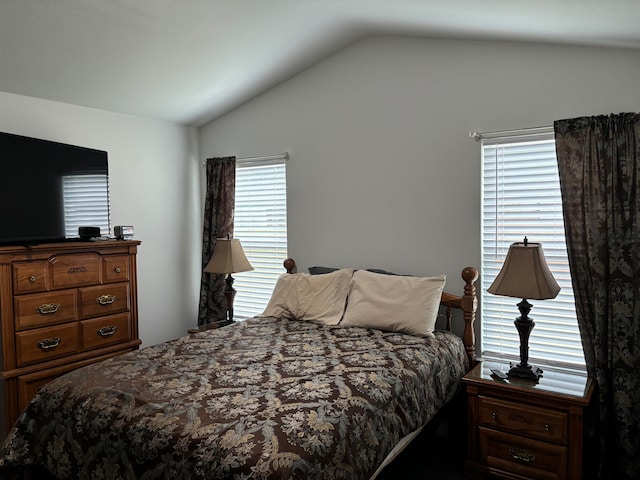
[224,277,236,324]
[508,363,543,382]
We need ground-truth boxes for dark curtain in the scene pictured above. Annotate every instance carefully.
[554,113,640,480]
[197,156,236,325]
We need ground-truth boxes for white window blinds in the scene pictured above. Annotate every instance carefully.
[480,131,585,370]
[62,174,110,238]
[233,158,287,320]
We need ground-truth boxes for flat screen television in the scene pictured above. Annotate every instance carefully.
[0,131,110,245]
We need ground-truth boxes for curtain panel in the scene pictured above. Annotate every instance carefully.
[554,113,640,480]
[197,156,236,325]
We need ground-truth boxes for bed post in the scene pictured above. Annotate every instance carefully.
[284,258,296,274]
[461,266,479,368]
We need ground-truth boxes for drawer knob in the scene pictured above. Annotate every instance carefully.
[508,447,535,463]
[544,424,551,431]
[37,337,62,351]
[96,294,117,305]
[37,303,60,315]
[491,412,497,420]
[97,325,118,337]
[114,267,121,273]
[29,274,37,283]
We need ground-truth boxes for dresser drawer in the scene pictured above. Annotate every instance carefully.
[103,255,130,283]
[79,283,130,319]
[14,290,78,331]
[13,261,50,294]
[15,323,81,367]
[16,350,135,414]
[479,427,567,480]
[81,313,131,350]
[50,253,101,289]
[17,361,87,413]
[479,395,567,444]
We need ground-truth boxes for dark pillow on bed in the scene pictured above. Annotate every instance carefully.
[308,266,402,276]
[308,266,339,275]
[366,268,402,276]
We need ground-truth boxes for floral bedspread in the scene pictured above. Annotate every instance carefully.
[0,316,468,480]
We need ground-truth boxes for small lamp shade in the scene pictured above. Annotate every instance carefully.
[204,238,254,274]
[488,241,560,300]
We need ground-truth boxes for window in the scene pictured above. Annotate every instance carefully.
[233,158,287,319]
[480,130,585,370]
[62,174,110,238]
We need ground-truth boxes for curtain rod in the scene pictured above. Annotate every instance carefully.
[469,125,552,142]
[237,152,289,161]
[203,152,289,166]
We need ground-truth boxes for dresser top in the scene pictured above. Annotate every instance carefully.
[0,240,141,263]
[0,239,140,253]
[464,360,594,403]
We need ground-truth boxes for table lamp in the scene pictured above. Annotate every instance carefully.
[487,237,560,382]
[204,237,253,324]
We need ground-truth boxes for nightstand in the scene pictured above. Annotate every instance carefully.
[464,361,594,480]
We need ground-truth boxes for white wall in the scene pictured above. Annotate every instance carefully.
[199,36,640,329]
[4,36,639,345]
[0,92,202,346]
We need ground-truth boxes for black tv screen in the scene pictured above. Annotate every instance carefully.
[0,132,110,245]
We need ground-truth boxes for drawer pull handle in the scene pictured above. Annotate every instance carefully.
[114,267,121,273]
[96,294,117,305]
[508,447,535,463]
[98,325,118,337]
[491,412,497,420]
[37,303,60,315]
[544,424,550,431]
[37,337,62,351]
[29,274,37,283]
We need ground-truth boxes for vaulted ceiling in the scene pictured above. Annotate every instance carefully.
[2,1,639,127]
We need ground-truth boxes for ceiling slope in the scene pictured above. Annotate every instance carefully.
[1,0,639,126]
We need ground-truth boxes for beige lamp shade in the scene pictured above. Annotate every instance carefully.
[204,238,254,274]
[488,241,560,300]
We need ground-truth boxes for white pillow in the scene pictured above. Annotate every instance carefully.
[340,269,446,336]
[261,268,354,325]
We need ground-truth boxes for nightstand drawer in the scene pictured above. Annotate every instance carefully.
[479,427,567,480]
[479,395,567,444]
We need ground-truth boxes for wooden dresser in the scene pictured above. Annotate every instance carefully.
[0,240,141,434]
[464,361,594,480]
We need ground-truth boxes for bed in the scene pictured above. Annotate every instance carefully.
[0,259,477,480]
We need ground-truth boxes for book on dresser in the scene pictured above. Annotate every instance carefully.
[0,240,141,435]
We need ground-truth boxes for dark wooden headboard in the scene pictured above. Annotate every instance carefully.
[282,258,478,368]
